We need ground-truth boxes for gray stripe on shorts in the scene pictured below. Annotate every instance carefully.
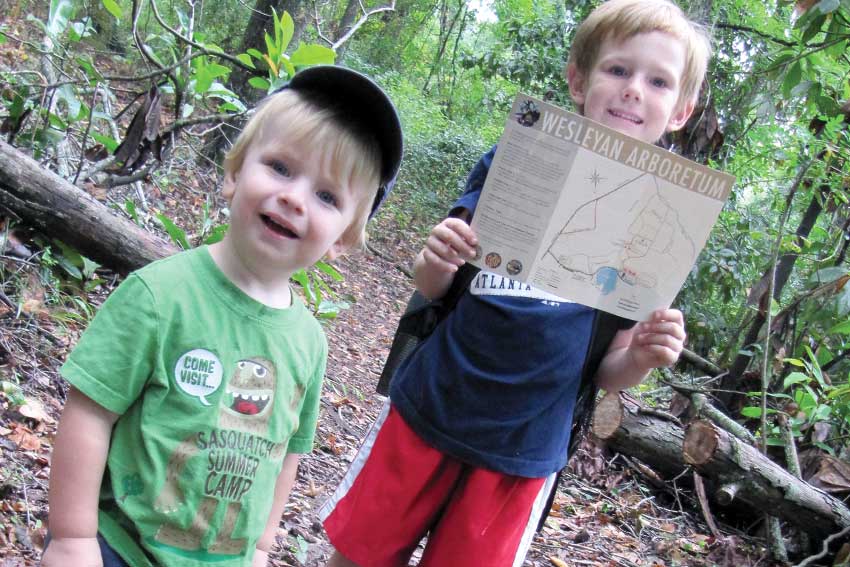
[512,471,558,567]
[317,400,392,521]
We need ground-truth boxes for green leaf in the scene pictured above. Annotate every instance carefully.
[816,0,840,12]
[246,48,264,60]
[277,11,295,54]
[828,320,850,335]
[314,260,343,281]
[0,32,7,45]
[264,33,278,64]
[1,381,26,407]
[76,56,103,81]
[206,83,246,112]
[248,76,270,90]
[203,224,228,245]
[48,112,68,130]
[806,265,845,286]
[782,61,802,99]
[56,84,81,120]
[91,133,119,153]
[52,242,84,280]
[317,299,351,319]
[291,270,314,303]
[801,14,827,43]
[290,44,337,67]
[770,298,781,316]
[280,58,296,80]
[836,281,850,316]
[48,0,74,37]
[101,0,122,20]
[81,256,100,279]
[740,406,763,418]
[783,372,810,389]
[192,62,230,94]
[236,53,255,69]
[124,199,139,224]
[156,214,190,250]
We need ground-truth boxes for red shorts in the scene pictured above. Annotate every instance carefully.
[319,403,556,567]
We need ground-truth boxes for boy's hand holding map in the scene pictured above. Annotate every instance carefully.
[469,93,735,321]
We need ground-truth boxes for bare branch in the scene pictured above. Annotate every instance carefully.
[146,0,255,72]
[332,1,396,50]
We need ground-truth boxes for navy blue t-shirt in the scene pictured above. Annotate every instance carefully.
[390,147,599,478]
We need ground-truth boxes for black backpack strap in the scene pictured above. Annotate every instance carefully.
[376,263,480,395]
[569,311,635,457]
[535,309,635,531]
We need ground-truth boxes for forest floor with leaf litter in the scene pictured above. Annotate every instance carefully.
[0,188,773,566]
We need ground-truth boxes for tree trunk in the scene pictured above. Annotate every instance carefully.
[592,392,688,478]
[719,188,825,406]
[0,141,177,273]
[684,419,850,538]
[334,0,361,61]
[594,393,850,538]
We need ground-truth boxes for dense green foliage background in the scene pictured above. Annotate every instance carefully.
[2,0,850,495]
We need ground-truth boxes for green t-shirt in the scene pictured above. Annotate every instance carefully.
[60,246,327,567]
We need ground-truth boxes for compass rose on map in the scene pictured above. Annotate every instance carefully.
[588,169,606,188]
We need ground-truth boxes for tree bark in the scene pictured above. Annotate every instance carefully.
[0,141,177,273]
[719,187,825,406]
[594,394,850,538]
[683,419,850,538]
[592,392,688,478]
[334,0,361,61]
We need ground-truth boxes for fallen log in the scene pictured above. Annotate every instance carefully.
[684,419,850,538]
[0,141,177,273]
[592,391,688,479]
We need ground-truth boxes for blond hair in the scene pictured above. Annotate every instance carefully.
[568,0,712,105]
[224,89,382,251]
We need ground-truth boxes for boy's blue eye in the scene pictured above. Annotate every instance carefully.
[317,190,338,207]
[270,160,290,176]
[651,77,668,88]
[609,65,627,77]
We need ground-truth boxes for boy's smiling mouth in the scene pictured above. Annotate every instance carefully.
[261,214,299,238]
[607,109,643,124]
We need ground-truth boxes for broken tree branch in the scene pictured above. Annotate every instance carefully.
[683,419,850,538]
[0,141,177,273]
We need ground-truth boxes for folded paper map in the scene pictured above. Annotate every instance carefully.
[469,94,735,321]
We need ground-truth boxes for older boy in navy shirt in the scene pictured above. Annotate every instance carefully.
[322,2,710,566]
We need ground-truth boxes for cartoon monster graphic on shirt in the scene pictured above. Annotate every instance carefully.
[151,357,302,556]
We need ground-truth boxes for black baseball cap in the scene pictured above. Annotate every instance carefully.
[280,65,403,218]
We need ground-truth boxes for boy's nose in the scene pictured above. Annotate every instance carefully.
[278,181,308,214]
[621,78,642,102]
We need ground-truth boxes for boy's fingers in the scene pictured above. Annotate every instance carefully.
[422,248,461,272]
[636,343,681,367]
[636,332,683,350]
[642,321,686,341]
[440,218,478,247]
[651,308,684,325]
[425,233,462,262]
[431,227,477,259]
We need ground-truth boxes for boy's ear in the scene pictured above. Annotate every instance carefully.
[567,64,587,107]
[221,168,238,201]
[666,99,695,132]
[324,235,353,261]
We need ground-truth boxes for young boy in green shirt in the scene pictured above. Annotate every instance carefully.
[42,66,403,567]
[321,2,710,566]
